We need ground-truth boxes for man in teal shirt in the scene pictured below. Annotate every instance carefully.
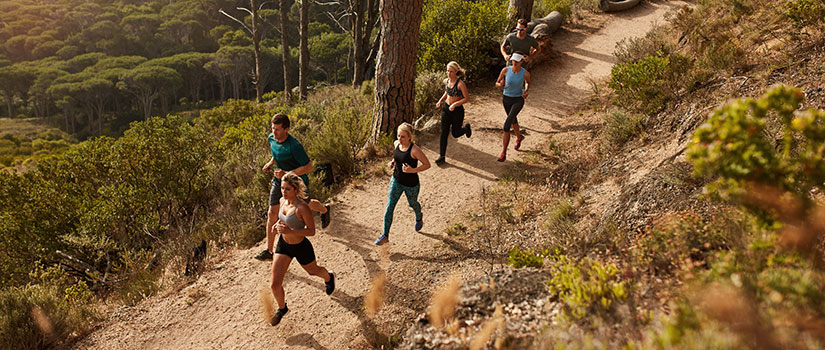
[255,113,331,261]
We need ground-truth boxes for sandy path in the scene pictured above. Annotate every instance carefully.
[75,2,686,349]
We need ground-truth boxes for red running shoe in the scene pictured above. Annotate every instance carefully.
[514,134,525,150]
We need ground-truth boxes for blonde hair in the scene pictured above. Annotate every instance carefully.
[447,61,465,78]
[281,171,308,199]
[397,122,414,141]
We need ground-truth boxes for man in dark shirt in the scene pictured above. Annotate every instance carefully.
[500,18,542,65]
[254,113,331,261]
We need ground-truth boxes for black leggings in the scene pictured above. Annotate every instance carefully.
[439,103,468,157]
[502,95,524,132]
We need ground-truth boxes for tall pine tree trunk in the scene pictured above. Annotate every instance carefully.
[372,0,423,139]
[509,0,534,21]
[298,0,309,101]
[280,0,292,102]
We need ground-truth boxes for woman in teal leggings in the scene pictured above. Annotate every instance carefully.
[375,123,431,245]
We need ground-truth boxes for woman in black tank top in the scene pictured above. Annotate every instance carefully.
[375,123,431,245]
[434,61,472,165]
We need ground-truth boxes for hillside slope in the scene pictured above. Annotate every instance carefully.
[74,2,687,349]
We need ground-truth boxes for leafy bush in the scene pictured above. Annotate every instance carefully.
[634,212,733,275]
[507,247,547,268]
[0,284,96,350]
[785,0,824,28]
[546,254,629,320]
[415,71,445,118]
[198,99,273,132]
[688,85,825,207]
[614,24,676,64]
[533,0,599,19]
[298,87,373,177]
[419,0,509,81]
[609,53,693,115]
[602,109,647,146]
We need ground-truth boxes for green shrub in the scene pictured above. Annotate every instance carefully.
[546,254,629,320]
[609,53,692,114]
[419,0,509,81]
[507,247,547,268]
[785,0,824,27]
[602,109,647,146]
[614,24,676,64]
[533,0,599,19]
[0,284,96,350]
[634,212,733,275]
[299,88,373,177]
[415,71,445,118]
[198,99,273,132]
[688,86,825,208]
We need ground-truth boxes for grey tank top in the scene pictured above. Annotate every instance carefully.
[278,208,306,230]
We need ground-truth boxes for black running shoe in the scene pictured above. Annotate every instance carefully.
[270,305,289,326]
[435,156,446,165]
[321,205,331,229]
[465,123,472,138]
[254,249,273,261]
[325,271,336,295]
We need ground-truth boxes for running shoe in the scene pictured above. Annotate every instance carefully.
[320,205,331,229]
[465,123,472,138]
[415,220,424,232]
[497,153,506,162]
[270,305,289,326]
[254,249,273,261]
[435,156,446,165]
[374,234,389,245]
[325,271,336,295]
[514,134,525,150]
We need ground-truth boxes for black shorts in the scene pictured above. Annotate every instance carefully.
[274,235,316,265]
[269,180,283,206]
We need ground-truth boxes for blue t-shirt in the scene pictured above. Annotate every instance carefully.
[504,66,526,97]
[268,134,310,186]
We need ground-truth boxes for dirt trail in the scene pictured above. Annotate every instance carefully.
[75,2,687,349]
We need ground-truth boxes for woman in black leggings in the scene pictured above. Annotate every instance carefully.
[434,61,471,165]
[495,53,531,162]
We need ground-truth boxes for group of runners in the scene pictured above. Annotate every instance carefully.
[257,19,541,326]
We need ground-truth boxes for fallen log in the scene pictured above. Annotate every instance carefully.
[599,0,642,12]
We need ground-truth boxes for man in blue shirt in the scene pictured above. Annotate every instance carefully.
[255,113,331,261]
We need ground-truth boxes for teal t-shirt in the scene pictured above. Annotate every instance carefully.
[268,134,310,186]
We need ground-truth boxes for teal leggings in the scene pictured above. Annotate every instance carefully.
[383,176,422,236]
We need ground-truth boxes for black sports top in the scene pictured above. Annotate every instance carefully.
[445,79,464,98]
[392,142,419,187]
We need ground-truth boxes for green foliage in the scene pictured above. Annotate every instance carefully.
[507,247,547,268]
[534,0,599,18]
[414,71,445,117]
[688,86,825,207]
[198,99,274,132]
[602,109,647,146]
[613,25,676,64]
[785,0,824,28]
[300,87,373,177]
[634,212,733,275]
[547,254,629,320]
[609,53,693,115]
[0,284,97,350]
[419,0,509,81]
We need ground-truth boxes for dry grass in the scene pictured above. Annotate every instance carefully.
[428,274,462,328]
[31,306,54,337]
[259,286,275,325]
[365,272,387,318]
[469,304,504,350]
